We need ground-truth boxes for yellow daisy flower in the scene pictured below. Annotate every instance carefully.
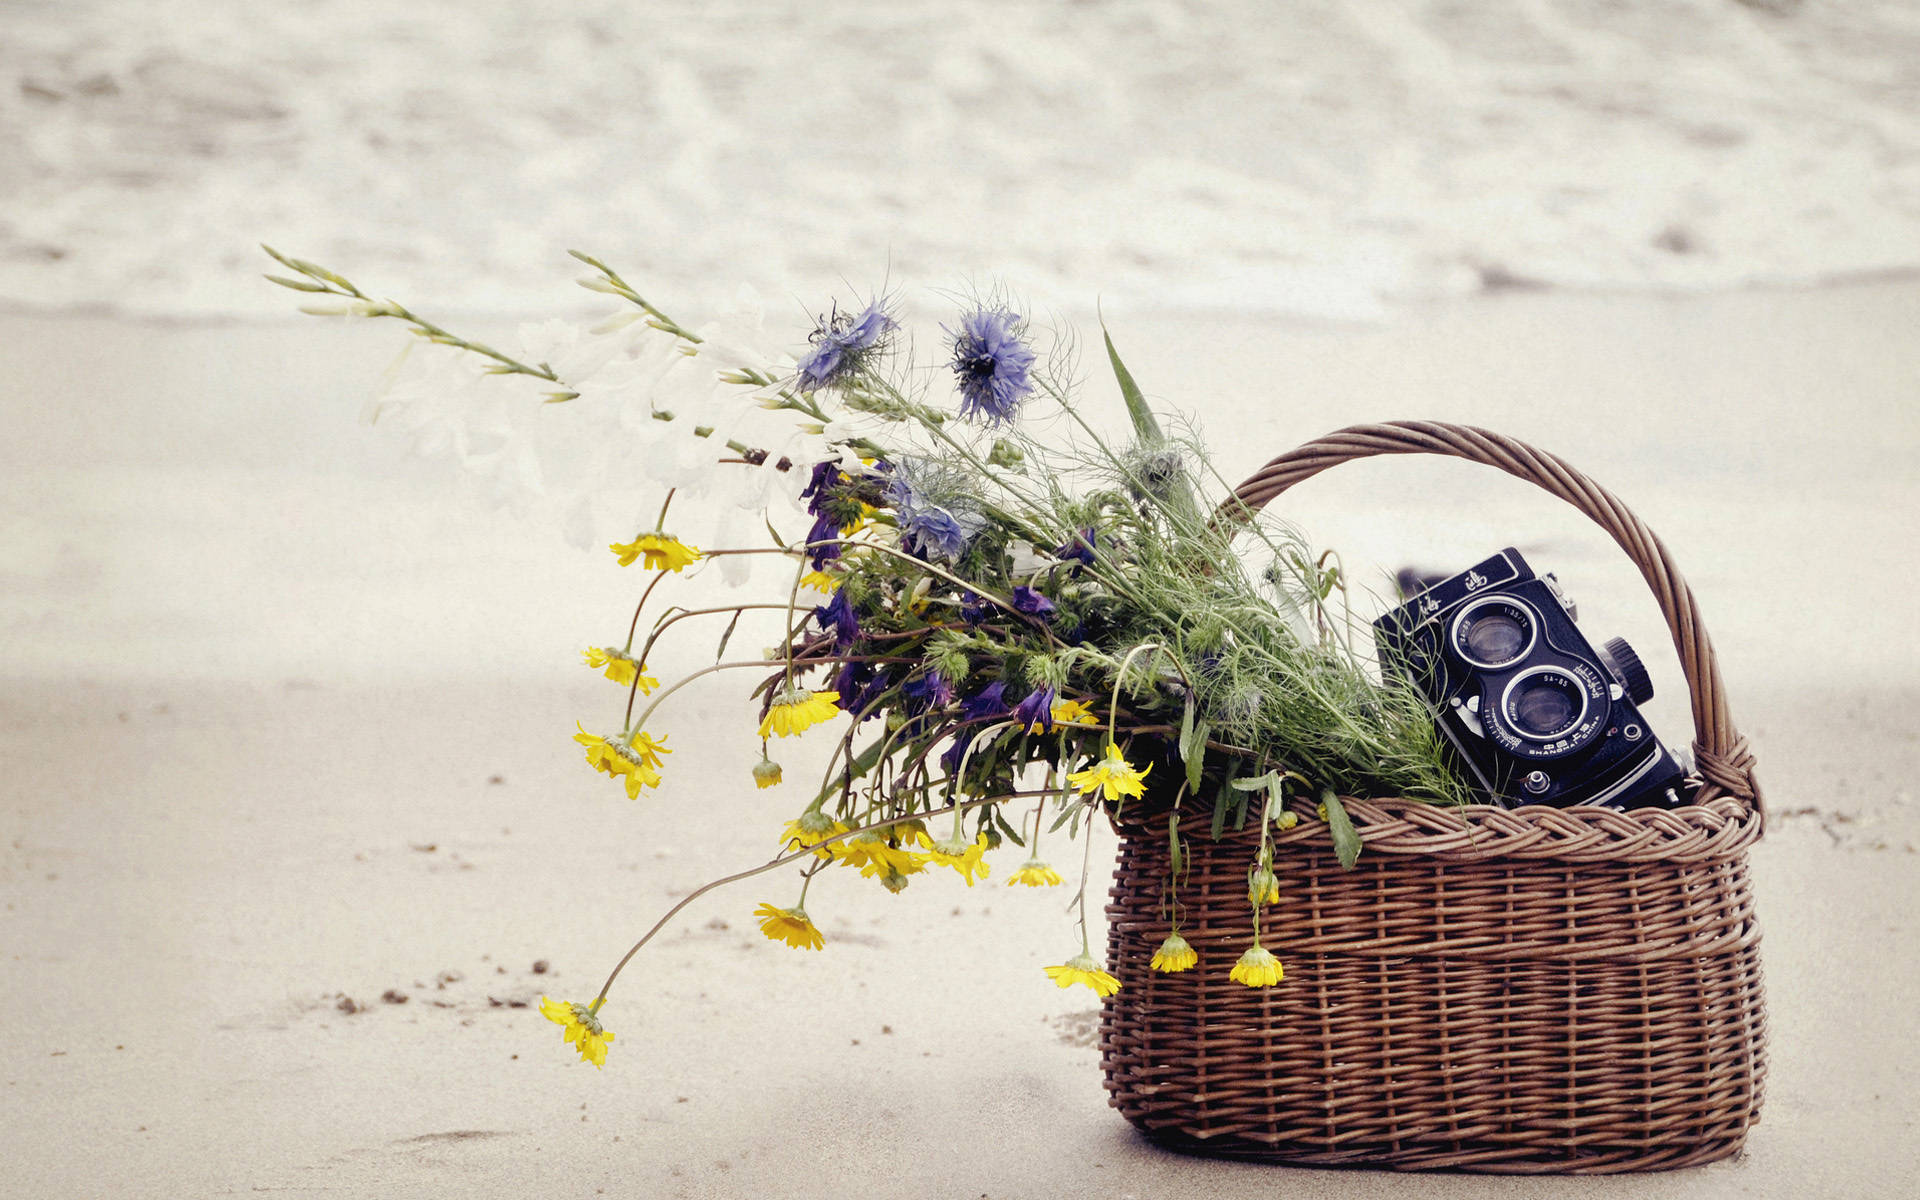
[1248,866,1279,906]
[1229,944,1285,988]
[752,758,783,789]
[1042,952,1122,998]
[1007,858,1062,888]
[609,532,702,572]
[572,724,665,798]
[1150,932,1199,973]
[1051,698,1099,727]
[754,902,824,951]
[1067,742,1153,803]
[627,730,671,771]
[540,996,615,1068]
[758,688,842,738]
[840,830,927,880]
[582,647,659,692]
[781,809,849,858]
[927,833,993,886]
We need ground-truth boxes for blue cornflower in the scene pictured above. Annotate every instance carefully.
[885,460,984,561]
[795,299,894,393]
[1014,685,1059,734]
[814,587,861,651]
[1011,585,1055,619]
[947,307,1036,426]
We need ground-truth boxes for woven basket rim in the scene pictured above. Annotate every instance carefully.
[1109,792,1762,864]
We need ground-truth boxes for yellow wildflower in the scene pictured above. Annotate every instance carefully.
[754,902,824,951]
[1007,858,1062,888]
[627,730,670,771]
[1067,742,1153,803]
[799,569,840,594]
[1150,932,1199,973]
[573,723,665,798]
[540,996,615,1068]
[1229,944,1285,988]
[753,758,783,789]
[928,833,993,886]
[1248,866,1279,906]
[1051,698,1099,727]
[758,688,842,738]
[582,647,658,692]
[1042,952,1122,998]
[840,830,928,880]
[609,532,702,572]
[781,809,849,858]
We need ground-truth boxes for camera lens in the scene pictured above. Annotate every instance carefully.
[1450,597,1537,669]
[1465,613,1527,663]
[1501,668,1588,742]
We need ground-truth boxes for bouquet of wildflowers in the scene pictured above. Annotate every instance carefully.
[266,247,1462,1070]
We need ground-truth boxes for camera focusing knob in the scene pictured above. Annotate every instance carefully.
[1599,637,1655,705]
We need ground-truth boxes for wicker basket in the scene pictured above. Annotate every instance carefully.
[1100,421,1767,1173]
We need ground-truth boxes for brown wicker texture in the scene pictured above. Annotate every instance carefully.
[1100,421,1768,1172]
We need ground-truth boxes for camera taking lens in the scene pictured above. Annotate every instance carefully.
[1375,548,1689,810]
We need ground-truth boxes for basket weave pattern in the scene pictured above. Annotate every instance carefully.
[1098,422,1769,1172]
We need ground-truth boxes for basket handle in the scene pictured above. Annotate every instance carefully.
[1224,420,1762,818]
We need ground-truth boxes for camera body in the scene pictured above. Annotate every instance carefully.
[1374,548,1689,810]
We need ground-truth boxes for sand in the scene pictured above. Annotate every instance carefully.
[4,282,1919,1197]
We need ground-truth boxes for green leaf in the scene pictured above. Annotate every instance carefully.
[993,808,1027,849]
[1321,787,1362,869]
[1102,327,1164,445]
[713,609,744,663]
[1168,812,1183,877]
[1211,761,1242,839]
[1185,720,1208,795]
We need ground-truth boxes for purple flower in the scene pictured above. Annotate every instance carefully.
[948,307,1036,426]
[958,591,990,625]
[903,669,955,713]
[959,681,1010,723]
[796,299,894,393]
[833,660,889,721]
[1056,527,1097,567]
[1011,585,1055,619]
[941,682,1011,774]
[805,510,842,570]
[1014,685,1058,734]
[814,587,861,651]
[800,461,840,515]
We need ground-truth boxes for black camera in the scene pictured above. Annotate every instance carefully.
[1374,548,1690,810]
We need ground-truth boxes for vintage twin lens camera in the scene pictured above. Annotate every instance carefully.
[1374,548,1690,810]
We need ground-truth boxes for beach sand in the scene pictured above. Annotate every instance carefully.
[4,282,1918,1197]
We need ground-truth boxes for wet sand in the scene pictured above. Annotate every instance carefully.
[3,282,1918,1197]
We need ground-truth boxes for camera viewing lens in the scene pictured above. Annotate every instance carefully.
[1502,668,1589,742]
[1450,597,1537,669]
[1464,613,1527,664]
